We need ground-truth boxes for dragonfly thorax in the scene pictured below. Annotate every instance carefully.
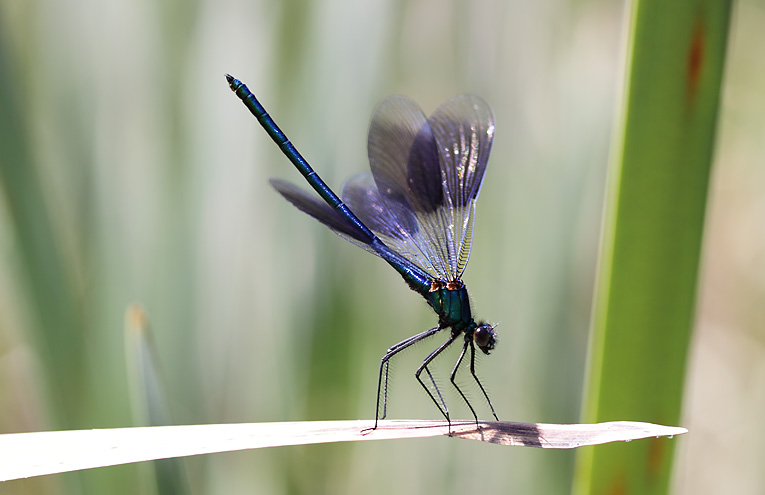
[425,280,497,355]
[426,280,471,326]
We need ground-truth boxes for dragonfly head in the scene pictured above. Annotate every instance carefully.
[473,322,497,355]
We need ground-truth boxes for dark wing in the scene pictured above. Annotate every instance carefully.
[270,179,377,252]
[429,94,494,277]
[270,94,494,281]
[341,173,442,276]
[271,176,436,285]
[365,94,494,280]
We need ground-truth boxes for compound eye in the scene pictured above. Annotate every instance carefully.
[474,324,495,353]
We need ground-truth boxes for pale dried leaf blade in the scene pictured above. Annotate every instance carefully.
[449,420,687,448]
[0,420,686,481]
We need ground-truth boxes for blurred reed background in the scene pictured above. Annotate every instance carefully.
[0,0,762,493]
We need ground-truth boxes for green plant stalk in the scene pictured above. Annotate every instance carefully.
[125,306,190,495]
[574,1,732,493]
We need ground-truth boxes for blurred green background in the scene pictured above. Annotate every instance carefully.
[0,0,762,493]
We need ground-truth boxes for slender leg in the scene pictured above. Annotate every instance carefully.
[467,337,499,421]
[414,333,460,424]
[449,339,479,423]
[373,326,442,429]
[423,362,448,417]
